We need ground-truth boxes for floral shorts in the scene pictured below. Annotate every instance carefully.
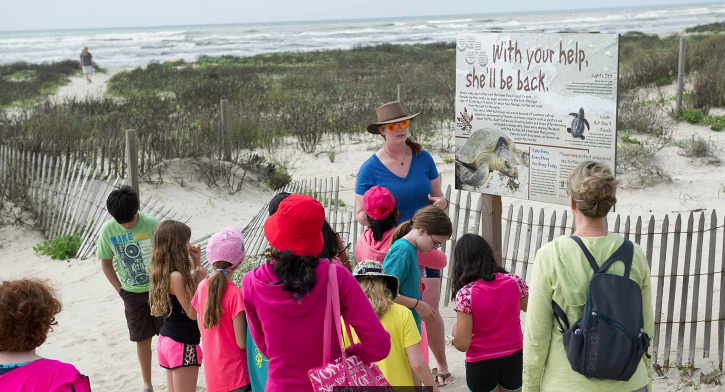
[157,335,203,369]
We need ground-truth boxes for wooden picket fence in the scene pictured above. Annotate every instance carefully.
[0,142,188,259]
[8,129,226,180]
[215,179,724,371]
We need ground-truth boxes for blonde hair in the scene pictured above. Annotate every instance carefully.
[357,278,393,319]
[390,205,453,246]
[204,261,232,329]
[149,220,194,317]
[81,47,88,54]
[567,160,617,219]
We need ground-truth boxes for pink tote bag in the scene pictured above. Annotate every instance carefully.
[308,263,394,391]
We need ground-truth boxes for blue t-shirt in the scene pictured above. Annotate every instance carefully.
[246,322,269,391]
[356,150,440,222]
[383,238,422,331]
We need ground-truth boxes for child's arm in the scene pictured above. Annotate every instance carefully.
[405,345,440,392]
[452,311,472,352]
[520,296,529,312]
[393,294,435,321]
[170,271,197,320]
[101,258,122,293]
[232,311,247,350]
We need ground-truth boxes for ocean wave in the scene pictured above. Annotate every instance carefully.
[427,19,473,24]
[411,24,431,30]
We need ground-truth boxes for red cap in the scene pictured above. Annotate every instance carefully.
[264,194,325,257]
[364,186,396,221]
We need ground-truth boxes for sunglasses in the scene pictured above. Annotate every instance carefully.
[381,120,411,133]
[428,233,442,249]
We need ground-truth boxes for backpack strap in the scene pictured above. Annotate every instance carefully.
[598,239,634,279]
[552,301,570,333]
[570,236,600,273]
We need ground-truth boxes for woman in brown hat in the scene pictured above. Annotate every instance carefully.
[355,101,454,386]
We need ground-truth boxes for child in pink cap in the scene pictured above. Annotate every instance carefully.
[191,227,251,392]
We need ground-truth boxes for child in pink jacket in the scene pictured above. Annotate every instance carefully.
[243,194,391,392]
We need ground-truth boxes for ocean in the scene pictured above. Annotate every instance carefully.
[1,3,725,66]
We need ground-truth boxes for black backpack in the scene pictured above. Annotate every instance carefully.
[552,236,650,381]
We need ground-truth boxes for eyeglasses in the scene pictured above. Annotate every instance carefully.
[381,120,411,133]
[428,233,442,249]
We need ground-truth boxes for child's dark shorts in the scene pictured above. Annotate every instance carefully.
[465,349,522,392]
[119,289,163,342]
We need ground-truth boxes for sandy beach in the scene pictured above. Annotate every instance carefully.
[2,53,725,392]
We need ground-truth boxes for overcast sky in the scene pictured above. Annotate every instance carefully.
[1,0,721,32]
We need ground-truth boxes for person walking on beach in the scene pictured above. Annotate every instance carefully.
[356,101,453,386]
[242,194,391,392]
[523,161,654,392]
[80,47,94,84]
[191,227,252,392]
[0,279,92,391]
[343,260,440,391]
[97,185,161,392]
[451,234,528,392]
[149,220,206,392]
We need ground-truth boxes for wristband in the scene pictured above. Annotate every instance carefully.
[413,299,419,309]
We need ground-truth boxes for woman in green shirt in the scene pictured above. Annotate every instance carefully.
[522,161,654,392]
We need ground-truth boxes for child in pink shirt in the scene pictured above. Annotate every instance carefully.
[451,234,529,392]
[191,227,250,392]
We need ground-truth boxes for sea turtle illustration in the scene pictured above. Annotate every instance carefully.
[567,108,590,140]
[455,129,522,187]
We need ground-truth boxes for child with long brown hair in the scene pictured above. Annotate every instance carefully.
[383,205,452,333]
[191,227,251,392]
[149,220,206,392]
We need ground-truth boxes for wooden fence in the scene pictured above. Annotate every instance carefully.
[2,129,229,181]
[0,142,188,259]
[212,179,724,371]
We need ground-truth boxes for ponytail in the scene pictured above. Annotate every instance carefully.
[204,261,231,329]
[271,250,320,302]
[405,138,422,155]
[390,205,453,248]
[389,220,413,248]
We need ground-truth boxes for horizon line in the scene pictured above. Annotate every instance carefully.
[1,1,722,34]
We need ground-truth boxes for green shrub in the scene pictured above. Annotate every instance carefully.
[682,135,716,158]
[711,118,725,132]
[33,235,81,260]
[656,75,673,87]
[621,130,640,144]
[681,109,705,124]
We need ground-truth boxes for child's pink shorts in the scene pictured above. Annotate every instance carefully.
[157,335,203,369]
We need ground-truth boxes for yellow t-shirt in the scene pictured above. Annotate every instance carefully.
[343,303,421,387]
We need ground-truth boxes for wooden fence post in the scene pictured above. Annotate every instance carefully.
[481,194,503,265]
[220,99,231,162]
[397,84,405,104]
[125,129,139,199]
[676,37,686,114]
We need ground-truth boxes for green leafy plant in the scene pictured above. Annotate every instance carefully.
[681,109,705,124]
[621,130,641,144]
[443,157,454,164]
[33,235,81,260]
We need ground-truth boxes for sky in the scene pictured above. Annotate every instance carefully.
[0,0,722,32]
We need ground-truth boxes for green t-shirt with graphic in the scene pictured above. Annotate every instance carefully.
[96,212,159,293]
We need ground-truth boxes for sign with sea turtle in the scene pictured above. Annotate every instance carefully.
[455,32,619,205]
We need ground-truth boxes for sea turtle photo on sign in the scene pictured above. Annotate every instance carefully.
[455,32,619,205]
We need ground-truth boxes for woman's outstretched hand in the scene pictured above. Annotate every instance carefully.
[428,194,448,210]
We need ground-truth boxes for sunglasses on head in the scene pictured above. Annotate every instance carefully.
[380,119,411,133]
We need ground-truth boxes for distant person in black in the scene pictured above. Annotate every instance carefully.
[80,47,95,84]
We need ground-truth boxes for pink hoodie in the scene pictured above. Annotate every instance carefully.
[0,359,90,392]
[242,259,391,392]
[355,228,447,269]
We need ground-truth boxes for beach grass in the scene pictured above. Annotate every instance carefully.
[0,60,77,107]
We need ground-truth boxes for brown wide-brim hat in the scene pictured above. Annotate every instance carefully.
[367,101,419,134]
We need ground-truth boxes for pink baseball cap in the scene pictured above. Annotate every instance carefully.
[364,186,396,221]
[206,227,246,272]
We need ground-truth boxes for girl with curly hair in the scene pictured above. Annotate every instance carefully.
[0,279,91,391]
[149,220,206,392]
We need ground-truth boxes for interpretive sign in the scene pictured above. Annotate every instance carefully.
[455,32,619,205]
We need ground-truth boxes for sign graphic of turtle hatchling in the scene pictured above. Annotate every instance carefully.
[455,129,528,195]
[567,107,590,140]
